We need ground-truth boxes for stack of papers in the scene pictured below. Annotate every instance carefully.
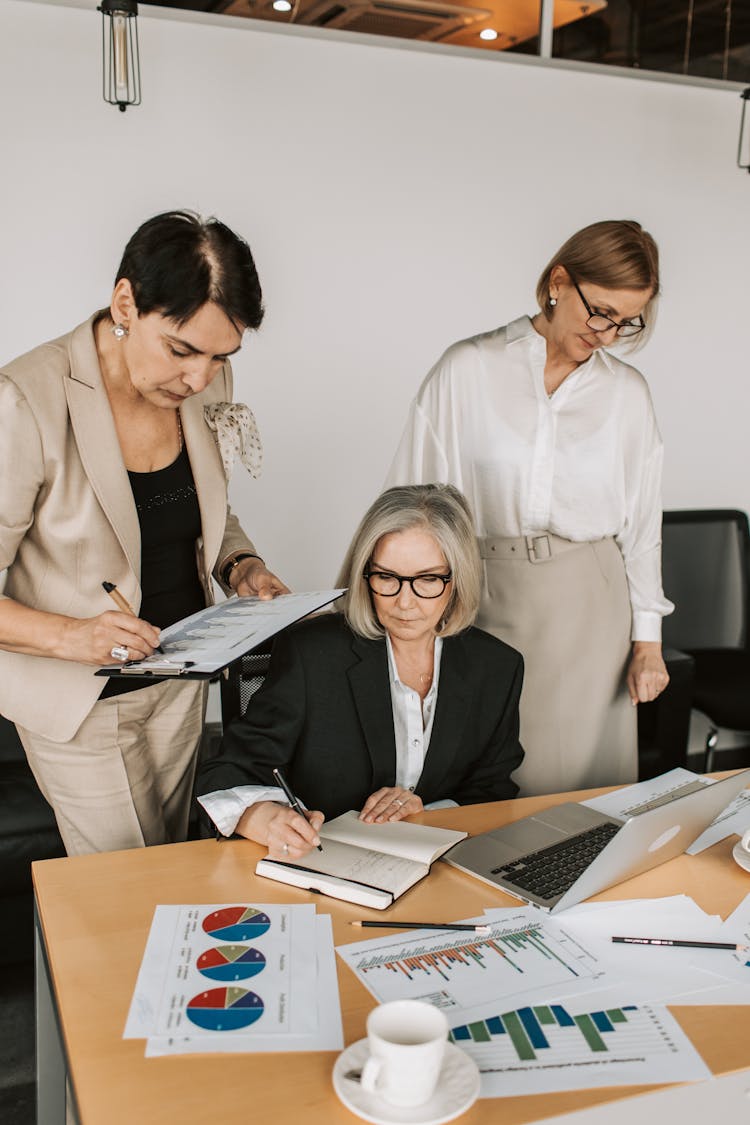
[336,894,750,1097]
[125,902,343,1056]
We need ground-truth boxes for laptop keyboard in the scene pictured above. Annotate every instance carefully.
[490,821,620,901]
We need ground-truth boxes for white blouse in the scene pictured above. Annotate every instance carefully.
[199,636,453,838]
[386,316,673,642]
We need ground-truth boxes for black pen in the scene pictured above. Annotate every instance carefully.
[102,581,164,654]
[612,936,748,951]
[272,768,323,851]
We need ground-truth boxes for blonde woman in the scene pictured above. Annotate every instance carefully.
[387,220,673,796]
[198,484,524,857]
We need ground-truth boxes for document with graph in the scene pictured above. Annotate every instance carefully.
[97,589,344,678]
[448,999,711,1094]
[336,907,609,1011]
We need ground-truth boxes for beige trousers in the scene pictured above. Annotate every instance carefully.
[17,678,207,856]
[478,534,636,797]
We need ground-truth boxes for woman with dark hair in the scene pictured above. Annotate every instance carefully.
[198,484,523,859]
[387,220,673,796]
[0,210,287,855]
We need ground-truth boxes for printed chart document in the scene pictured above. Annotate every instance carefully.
[447,998,711,1096]
[582,767,750,855]
[336,907,608,1012]
[336,904,714,1095]
[97,589,344,678]
[256,811,467,909]
[124,902,343,1055]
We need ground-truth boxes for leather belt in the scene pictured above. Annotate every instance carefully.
[478,533,597,564]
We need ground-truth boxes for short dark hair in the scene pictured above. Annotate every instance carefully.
[115,210,264,330]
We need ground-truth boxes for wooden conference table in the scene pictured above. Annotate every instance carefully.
[33,785,750,1125]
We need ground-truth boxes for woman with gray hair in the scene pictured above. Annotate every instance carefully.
[387,220,674,796]
[198,483,524,857]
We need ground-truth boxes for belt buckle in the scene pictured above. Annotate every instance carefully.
[526,534,551,562]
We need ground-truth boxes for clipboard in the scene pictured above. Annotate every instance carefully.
[96,589,345,681]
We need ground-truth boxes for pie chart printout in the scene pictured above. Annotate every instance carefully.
[186,987,265,1031]
[197,945,267,982]
[201,907,271,942]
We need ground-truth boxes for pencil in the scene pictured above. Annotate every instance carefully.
[351,921,492,934]
[272,767,323,851]
[612,936,748,951]
[102,581,164,653]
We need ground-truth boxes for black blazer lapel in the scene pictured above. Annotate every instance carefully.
[416,635,471,798]
[346,634,398,789]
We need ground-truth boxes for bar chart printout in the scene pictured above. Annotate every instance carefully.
[336,912,602,1010]
[449,1002,712,1096]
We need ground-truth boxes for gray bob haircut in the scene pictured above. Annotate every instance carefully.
[335,484,482,641]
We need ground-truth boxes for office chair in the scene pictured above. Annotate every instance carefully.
[219,647,272,728]
[661,509,750,771]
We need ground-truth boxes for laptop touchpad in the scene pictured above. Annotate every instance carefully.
[488,817,567,854]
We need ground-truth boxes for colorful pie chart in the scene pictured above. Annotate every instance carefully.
[186,987,265,1031]
[197,945,266,982]
[202,907,271,942]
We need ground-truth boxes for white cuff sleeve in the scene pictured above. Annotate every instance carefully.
[197,785,289,837]
[631,610,663,643]
[423,798,458,811]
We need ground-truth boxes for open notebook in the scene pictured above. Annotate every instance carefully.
[256,811,467,909]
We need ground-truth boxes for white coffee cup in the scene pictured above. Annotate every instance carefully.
[360,999,448,1108]
[741,828,750,853]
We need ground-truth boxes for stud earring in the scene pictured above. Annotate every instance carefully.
[111,323,129,339]
[549,296,557,307]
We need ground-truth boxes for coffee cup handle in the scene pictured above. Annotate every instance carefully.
[741,828,750,852]
[360,1056,383,1094]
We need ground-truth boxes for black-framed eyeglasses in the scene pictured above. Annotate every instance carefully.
[364,569,453,599]
[571,278,645,339]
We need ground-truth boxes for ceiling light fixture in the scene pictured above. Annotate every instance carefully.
[98,0,141,112]
[738,88,750,172]
[273,0,293,10]
[479,28,499,41]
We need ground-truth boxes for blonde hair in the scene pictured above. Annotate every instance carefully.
[536,220,660,347]
[336,484,482,641]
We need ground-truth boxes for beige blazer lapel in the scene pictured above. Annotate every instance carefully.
[63,318,141,581]
[180,385,227,579]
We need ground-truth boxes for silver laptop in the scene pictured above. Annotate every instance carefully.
[444,770,750,913]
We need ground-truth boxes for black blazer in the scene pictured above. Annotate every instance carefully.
[199,613,524,820]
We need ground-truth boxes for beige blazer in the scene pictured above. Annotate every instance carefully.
[0,315,256,741]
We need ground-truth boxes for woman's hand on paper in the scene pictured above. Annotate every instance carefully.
[359,787,424,824]
[237,801,324,857]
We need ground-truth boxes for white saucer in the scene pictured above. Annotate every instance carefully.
[732,839,750,873]
[332,1039,480,1125]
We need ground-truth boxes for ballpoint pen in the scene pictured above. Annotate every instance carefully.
[272,767,323,851]
[102,581,164,653]
[612,936,748,951]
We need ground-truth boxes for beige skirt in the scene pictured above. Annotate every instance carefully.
[477,534,636,797]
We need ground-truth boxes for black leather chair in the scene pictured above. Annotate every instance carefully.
[661,509,750,771]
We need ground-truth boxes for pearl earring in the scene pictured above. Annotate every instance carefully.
[549,296,557,307]
[111,323,129,339]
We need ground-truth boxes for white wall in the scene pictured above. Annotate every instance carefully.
[1,0,749,594]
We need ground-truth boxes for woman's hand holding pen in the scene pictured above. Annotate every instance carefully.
[59,610,162,665]
[236,801,325,858]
